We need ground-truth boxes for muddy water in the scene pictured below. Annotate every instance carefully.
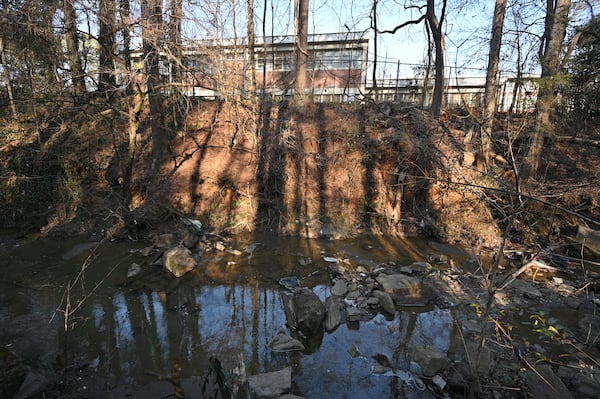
[0,233,468,398]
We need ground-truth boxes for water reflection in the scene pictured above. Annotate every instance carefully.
[0,234,461,398]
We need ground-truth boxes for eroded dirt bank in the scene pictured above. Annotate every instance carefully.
[2,100,598,250]
[120,101,507,246]
[1,100,600,398]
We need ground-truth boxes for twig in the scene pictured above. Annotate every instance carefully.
[499,260,559,290]
[403,174,600,227]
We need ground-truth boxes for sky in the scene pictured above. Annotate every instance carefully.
[178,0,598,80]
[257,0,496,78]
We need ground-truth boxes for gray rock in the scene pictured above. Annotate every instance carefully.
[164,244,198,277]
[278,276,301,291]
[247,367,291,398]
[14,371,51,399]
[409,345,451,377]
[346,306,361,322]
[432,374,447,390]
[409,262,432,273]
[268,332,305,352]
[366,296,379,306]
[281,289,325,337]
[181,228,199,248]
[331,280,348,296]
[557,365,600,398]
[127,262,143,278]
[324,296,342,332]
[153,233,177,248]
[372,290,395,314]
[525,364,574,399]
[507,278,542,299]
[376,274,432,305]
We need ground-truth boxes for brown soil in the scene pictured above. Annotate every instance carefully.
[1,99,599,253]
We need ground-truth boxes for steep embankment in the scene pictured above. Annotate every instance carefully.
[134,101,501,246]
[2,100,599,252]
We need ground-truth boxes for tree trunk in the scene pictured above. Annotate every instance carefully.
[294,0,309,102]
[523,0,571,180]
[247,0,256,96]
[168,0,182,84]
[0,37,18,119]
[426,0,446,119]
[141,0,166,171]
[119,0,132,93]
[98,0,117,94]
[421,23,432,108]
[481,0,507,166]
[371,0,378,93]
[63,0,87,96]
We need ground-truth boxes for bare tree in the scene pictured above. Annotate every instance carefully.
[481,0,507,166]
[522,0,573,180]
[371,0,379,92]
[168,0,183,84]
[98,0,117,94]
[247,0,256,96]
[141,0,167,170]
[426,0,447,119]
[118,0,133,93]
[294,0,309,102]
[0,37,18,118]
[63,0,87,96]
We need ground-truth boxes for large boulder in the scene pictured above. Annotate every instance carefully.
[376,274,434,305]
[164,244,198,277]
[282,288,325,338]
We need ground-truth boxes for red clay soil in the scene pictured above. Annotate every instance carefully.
[1,100,599,252]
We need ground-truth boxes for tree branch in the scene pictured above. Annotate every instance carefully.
[377,15,426,35]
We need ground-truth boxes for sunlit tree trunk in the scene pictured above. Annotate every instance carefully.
[294,0,308,102]
[0,37,18,118]
[99,0,117,94]
[168,0,182,84]
[63,0,87,96]
[421,22,432,108]
[523,0,571,180]
[481,0,507,166]
[426,0,446,119]
[247,0,256,96]
[141,0,166,170]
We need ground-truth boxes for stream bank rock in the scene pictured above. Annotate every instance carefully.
[247,367,292,398]
[376,274,434,306]
[281,289,325,338]
[164,244,198,277]
[525,364,574,399]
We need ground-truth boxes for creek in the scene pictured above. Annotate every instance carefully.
[0,232,597,398]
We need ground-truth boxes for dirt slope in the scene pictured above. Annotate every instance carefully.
[1,100,599,252]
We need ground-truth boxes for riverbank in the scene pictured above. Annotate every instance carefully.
[1,100,600,397]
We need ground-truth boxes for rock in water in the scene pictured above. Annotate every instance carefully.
[164,244,198,277]
[324,296,342,332]
[331,279,348,296]
[376,274,433,305]
[282,288,325,338]
[268,332,305,352]
[372,290,396,314]
[247,367,292,398]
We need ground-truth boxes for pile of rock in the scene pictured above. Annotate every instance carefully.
[278,256,439,339]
